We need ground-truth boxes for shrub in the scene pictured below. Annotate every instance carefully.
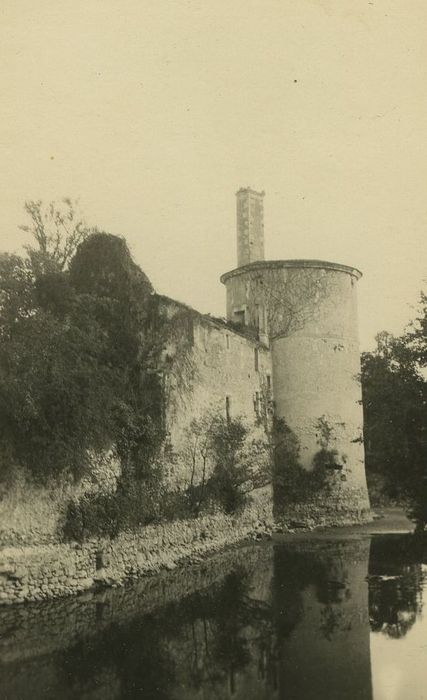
[204,415,256,515]
[62,492,120,542]
[62,452,164,541]
[61,456,203,542]
[207,466,250,515]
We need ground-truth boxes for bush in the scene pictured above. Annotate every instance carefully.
[274,460,328,507]
[204,415,255,515]
[62,453,164,541]
[62,492,120,541]
[61,455,204,541]
[207,467,250,515]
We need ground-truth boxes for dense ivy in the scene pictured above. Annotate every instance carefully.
[0,231,161,483]
[272,418,328,511]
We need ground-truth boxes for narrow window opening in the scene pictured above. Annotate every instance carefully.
[254,347,259,372]
[255,304,265,334]
[255,304,260,330]
[233,309,246,326]
[266,374,271,390]
[254,391,261,417]
[225,396,231,422]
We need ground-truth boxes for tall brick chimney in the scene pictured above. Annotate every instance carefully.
[236,187,265,267]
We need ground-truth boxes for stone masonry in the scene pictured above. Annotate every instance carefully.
[0,188,371,605]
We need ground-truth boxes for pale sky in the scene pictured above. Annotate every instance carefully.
[1,0,426,350]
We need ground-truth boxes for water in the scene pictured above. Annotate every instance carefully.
[0,533,426,699]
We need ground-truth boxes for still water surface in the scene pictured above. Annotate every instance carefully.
[1,533,426,699]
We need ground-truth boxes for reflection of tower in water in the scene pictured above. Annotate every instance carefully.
[0,535,424,699]
[273,538,373,700]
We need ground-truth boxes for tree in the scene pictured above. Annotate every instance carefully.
[206,415,256,514]
[0,266,120,480]
[0,253,36,334]
[404,291,427,367]
[19,198,94,276]
[361,294,427,526]
[0,227,159,485]
[69,232,153,367]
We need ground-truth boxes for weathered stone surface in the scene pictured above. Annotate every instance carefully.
[0,486,272,605]
[0,189,372,603]
[221,259,371,516]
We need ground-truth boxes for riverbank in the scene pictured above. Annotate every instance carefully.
[2,524,424,700]
[0,485,273,606]
[0,494,416,608]
[273,506,415,541]
[0,542,273,665]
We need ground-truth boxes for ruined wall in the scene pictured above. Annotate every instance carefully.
[156,296,273,489]
[0,453,121,548]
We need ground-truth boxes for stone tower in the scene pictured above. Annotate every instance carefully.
[221,189,371,523]
[236,187,265,267]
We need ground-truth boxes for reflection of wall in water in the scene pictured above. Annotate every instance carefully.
[3,537,424,700]
[273,539,373,700]
[0,545,278,700]
[170,547,278,700]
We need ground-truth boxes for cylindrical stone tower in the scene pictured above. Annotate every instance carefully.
[221,189,370,521]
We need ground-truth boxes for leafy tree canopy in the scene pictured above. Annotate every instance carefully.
[0,201,157,483]
[361,293,427,527]
[19,198,94,275]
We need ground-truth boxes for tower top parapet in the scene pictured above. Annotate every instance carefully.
[221,259,362,285]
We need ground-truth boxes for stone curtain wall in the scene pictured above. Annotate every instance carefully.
[0,297,272,546]
[157,296,272,489]
[0,485,272,606]
[0,454,121,547]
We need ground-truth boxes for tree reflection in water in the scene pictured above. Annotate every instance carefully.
[272,540,354,642]
[1,533,426,699]
[58,565,277,699]
[368,534,426,639]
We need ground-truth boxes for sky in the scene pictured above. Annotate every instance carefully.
[1,0,426,350]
